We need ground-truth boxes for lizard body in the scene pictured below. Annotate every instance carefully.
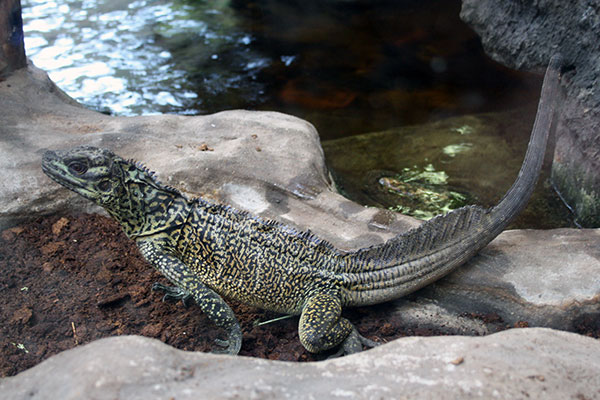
[41,56,562,355]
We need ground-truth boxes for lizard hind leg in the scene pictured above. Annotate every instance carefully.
[299,292,378,355]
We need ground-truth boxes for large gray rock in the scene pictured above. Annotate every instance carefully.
[1,330,599,399]
[389,228,600,334]
[460,0,600,227]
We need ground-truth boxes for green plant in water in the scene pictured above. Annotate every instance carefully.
[381,164,468,220]
[454,125,474,135]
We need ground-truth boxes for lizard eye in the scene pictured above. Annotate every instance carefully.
[97,180,111,192]
[68,161,88,175]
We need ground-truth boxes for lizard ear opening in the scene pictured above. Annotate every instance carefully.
[97,180,111,192]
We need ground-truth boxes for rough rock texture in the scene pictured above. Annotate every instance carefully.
[0,65,418,250]
[1,330,599,400]
[460,0,600,227]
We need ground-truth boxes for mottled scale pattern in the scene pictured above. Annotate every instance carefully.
[175,198,344,314]
[298,293,353,353]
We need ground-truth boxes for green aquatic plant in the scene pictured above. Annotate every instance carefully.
[380,164,468,220]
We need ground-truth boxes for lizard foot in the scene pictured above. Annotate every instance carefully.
[151,282,193,307]
[211,324,243,355]
[328,328,380,359]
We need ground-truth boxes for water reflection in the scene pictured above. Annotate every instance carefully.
[22,0,538,137]
[22,0,254,115]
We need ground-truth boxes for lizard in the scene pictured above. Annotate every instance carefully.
[41,55,563,356]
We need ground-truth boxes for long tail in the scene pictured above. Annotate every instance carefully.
[339,55,564,306]
[485,55,562,235]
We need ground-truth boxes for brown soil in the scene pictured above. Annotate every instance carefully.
[1,214,597,377]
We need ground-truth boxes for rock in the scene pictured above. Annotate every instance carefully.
[460,0,600,227]
[0,65,418,248]
[1,330,599,399]
[389,228,600,334]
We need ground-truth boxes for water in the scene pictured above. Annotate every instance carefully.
[21,0,574,227]
[22,0,540,131]
[24,0,224,114]
[22,0,278,115]
[322,112,574,229]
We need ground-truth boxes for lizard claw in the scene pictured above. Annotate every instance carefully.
[151,282,193,307]
[328,328,381,359]
[214,338,230,348]
[211,338,234,354]
[211,325,242,355]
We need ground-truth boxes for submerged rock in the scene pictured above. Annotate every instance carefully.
[1,330,599,399]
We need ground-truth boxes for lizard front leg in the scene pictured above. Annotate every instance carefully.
[137,238,242,355]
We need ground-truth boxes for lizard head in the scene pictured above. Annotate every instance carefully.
[42,146,123,207]
[42,146,126,206]
[42,146,185,237]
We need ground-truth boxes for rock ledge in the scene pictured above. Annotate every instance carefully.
[1,329,599,400]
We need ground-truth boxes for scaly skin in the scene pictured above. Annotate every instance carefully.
[41,56,563,355]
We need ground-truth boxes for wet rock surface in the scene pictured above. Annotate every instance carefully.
[2,330,600,400]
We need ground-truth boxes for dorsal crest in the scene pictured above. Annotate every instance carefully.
[122,158,182,197]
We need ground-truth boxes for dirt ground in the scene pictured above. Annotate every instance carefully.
[1,214,597,377]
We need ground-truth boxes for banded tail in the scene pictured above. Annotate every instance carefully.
[340,55,564,306]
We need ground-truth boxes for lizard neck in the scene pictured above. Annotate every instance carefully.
[107,179,192,240]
